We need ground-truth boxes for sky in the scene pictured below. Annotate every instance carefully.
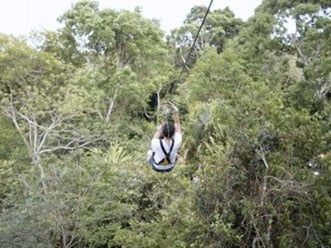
[0,0,262,36]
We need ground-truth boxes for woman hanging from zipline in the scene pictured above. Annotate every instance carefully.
[146,0,213,173]
[147,102,182,173]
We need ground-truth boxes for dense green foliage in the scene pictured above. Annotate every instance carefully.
[0,0,330,247]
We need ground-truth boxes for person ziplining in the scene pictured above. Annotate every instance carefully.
[147,102,182,173]
[146,0,213,173]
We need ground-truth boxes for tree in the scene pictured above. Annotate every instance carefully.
[168,6,244,71]
[1,1,330,247]
[178,38,329,246]
[0,34,101,191]
[46,0,174,122]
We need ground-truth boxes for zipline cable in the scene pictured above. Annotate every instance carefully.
[155,0,214,120]
[178,0,214,79]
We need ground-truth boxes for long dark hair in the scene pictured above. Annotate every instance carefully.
[161,122,175,139]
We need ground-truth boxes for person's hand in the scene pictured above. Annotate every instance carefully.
[168,101,179,113]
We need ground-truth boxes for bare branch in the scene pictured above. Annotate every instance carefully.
[36,119,61,154]
[16,111,39,127]
[2,88,30,148]
[105,88,118,122]
[39,136,102,155]
[255,145,269,169]
[95,108,104,120]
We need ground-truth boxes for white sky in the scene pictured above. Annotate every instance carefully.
[0,0,262,36]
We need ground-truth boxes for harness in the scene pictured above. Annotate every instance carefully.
[157,138,174,165]
[149,138,175,173]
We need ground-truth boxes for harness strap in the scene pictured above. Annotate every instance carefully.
[159,138,174,164]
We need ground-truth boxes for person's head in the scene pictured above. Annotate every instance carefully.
[161,122,175,139]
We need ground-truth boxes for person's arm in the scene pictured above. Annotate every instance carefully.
[168,102,181,133]
[153,124,163,138]
[173,112,181,133]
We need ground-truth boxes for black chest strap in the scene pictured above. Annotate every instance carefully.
[159,138,174,164]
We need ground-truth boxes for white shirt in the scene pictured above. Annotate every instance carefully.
[151,132,182,165]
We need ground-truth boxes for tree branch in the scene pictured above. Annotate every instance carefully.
[39,136,102,154]
[2,88,30,149]
[105,88,118,122]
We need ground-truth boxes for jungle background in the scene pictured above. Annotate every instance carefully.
[0,0,330,247]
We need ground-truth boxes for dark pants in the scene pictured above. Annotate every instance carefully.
[148,157,174,173]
